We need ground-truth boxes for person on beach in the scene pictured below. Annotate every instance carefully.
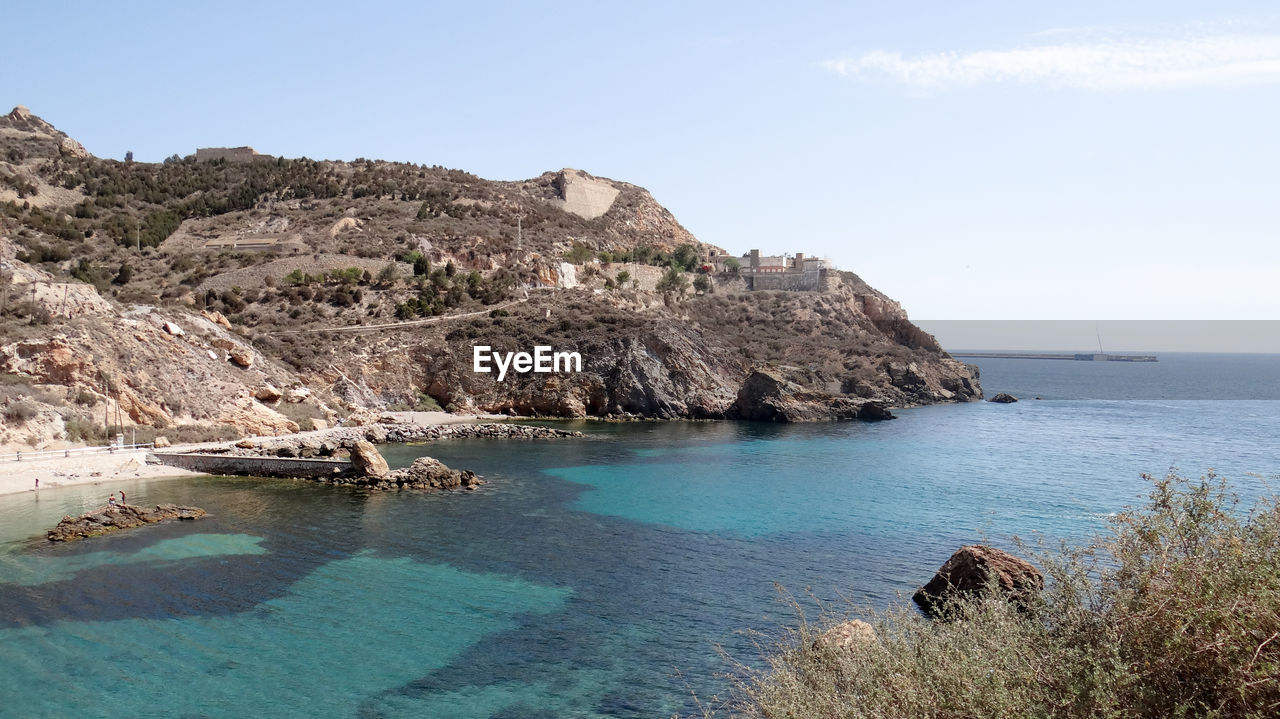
[34,478,38,490]
[119,490,126,505]
[108,494,117,510]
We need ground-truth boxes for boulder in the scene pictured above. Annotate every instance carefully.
[913,545,1043,617]
[229,349,254,368]
[153,436,170,448]
[386,456,482,490]
[989,393,1018,404]
[202,310,233,329]
[349,440,390,479]
[285,386,311,403]
[254,385,283,403]
[812,619,877,653]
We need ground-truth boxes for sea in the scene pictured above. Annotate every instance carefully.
[0,352,1277,718]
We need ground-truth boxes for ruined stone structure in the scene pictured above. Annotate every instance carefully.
[195,146,263,163]
[744,249,826,291]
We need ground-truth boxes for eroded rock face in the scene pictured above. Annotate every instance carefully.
[47,504,207,542]
[550,169,621,220]
[217,393,298,436]
[913,545,1043,617]
[727,368,894,422]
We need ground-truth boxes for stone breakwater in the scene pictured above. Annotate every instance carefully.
[48,504,207,542]
[231,422,585,459]
[332,448,483,492]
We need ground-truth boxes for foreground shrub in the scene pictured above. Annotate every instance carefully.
[705,472,1280,719]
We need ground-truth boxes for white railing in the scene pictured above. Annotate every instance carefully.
[0,443,155,463]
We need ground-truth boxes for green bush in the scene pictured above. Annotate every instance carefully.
[656,267,689,295]
[3,399,38,422]
[564,242,595,264]
[674,243,700,271]
[64,418,106,443]
[413,393,442,412]
[708,472,1280,719]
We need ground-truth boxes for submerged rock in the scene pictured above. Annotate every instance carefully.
[913,544,1043,617]
[47,504,207,542]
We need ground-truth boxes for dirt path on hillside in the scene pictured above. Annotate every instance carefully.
[271,299,527,335]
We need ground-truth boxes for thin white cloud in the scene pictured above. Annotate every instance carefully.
[823,34,1280,91]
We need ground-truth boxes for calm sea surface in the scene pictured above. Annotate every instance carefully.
[1,353,1277,718]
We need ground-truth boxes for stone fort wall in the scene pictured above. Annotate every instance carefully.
[195,147,261,163]
[747,269,824,291]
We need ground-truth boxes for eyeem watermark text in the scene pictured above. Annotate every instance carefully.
[473,346,582,382]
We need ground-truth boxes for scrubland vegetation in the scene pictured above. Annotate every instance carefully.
[700,472,1279,719]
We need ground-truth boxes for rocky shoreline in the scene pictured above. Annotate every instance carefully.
[148,421,582,490]
[222,421,584,459]
[47,503,207,542]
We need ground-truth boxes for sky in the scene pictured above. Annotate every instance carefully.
[4,1,1279,327]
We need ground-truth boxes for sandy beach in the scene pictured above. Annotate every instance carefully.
[0,411,508,498]
[0,448,208,497]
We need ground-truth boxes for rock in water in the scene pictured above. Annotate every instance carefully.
[350,440,390,479]
[47,504,207,542]
[386,456,482,490]
[913,544,1043,617]
[989,393,1018,403]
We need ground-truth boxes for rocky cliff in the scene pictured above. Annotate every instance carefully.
[0,107,980,448]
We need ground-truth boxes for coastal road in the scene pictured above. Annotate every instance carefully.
[270,299,527,335]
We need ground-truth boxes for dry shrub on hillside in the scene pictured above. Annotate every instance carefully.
[700,472,1280,719]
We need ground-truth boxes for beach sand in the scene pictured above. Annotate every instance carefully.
[0,411,508,498]
[0,449,207,497]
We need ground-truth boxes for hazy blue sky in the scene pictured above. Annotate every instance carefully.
[4,1,1278,322]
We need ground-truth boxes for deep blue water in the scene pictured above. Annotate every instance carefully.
[0,354,1277,718]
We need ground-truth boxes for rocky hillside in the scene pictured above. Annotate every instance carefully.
[0,106,979,449]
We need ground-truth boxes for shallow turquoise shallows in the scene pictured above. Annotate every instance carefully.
[1,353,1277,718]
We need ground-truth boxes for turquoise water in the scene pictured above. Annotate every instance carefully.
[1,356,1277,717]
